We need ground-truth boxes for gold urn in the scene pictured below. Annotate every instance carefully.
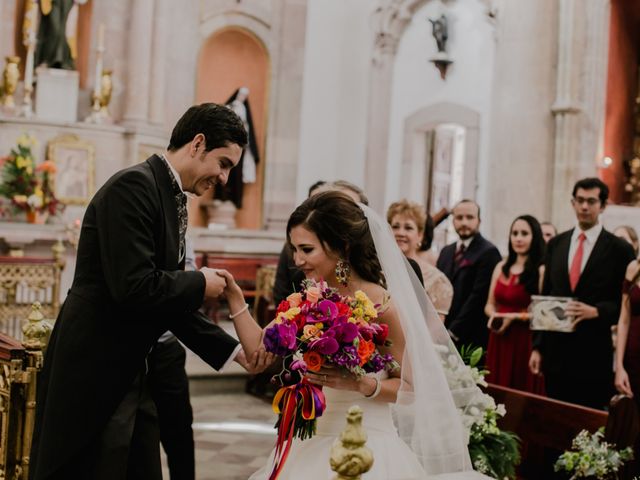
[329,406,374,480]
[99,69,113,114]
[1,56,21,108]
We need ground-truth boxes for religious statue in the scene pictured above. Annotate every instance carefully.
[428,14,448,53]
[35,0,88,70]
[214,86,261,209]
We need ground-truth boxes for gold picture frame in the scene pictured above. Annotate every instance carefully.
[47,134,95,205]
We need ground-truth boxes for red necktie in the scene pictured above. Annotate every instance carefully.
[569,233,586,291]
[454,244,466,267]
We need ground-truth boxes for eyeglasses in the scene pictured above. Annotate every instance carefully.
[572,197,600,206]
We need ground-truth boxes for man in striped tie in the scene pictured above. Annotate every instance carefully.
[530,177,635,409]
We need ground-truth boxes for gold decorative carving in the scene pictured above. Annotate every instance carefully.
[22,303,52,351]
[1,57,20,110]
[330,405,374,480]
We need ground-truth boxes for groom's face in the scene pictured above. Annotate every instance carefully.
[183,139,242,196]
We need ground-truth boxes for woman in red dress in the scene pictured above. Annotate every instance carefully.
[615,260,640,407]
[484,215,545,393]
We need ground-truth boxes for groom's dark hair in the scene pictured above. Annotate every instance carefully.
[167,103,247,152]
[287,191,385,287]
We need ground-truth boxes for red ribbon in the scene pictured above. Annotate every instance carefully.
[268,380,326,480]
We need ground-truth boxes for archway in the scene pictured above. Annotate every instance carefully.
[194,27,270,229]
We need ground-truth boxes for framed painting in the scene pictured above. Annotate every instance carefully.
[47,134,95,205]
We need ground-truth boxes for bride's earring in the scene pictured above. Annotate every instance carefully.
[335,260,351,287]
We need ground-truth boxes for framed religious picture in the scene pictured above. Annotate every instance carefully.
[47,134,95,205]
[529,295,576,332]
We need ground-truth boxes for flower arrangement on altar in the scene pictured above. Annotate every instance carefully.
[555,427,633,479]
[263,279,398,478]
[0,133,64,222]
[437,344,521,479]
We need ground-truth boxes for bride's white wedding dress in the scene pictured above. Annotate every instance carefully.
[250,375,427,480]
[251,204,493,479]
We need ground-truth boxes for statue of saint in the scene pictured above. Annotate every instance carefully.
[428,14,448,53]
[35,0,88,70]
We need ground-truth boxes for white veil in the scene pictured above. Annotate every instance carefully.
[361,204,486,477]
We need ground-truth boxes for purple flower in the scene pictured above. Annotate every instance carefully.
[263,322,298,356]
[317,299,338,321]
[328,322,359,344]
[308,336,339,355]
[290,358,308,375]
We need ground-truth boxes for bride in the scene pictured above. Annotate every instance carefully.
[225,191,491,479]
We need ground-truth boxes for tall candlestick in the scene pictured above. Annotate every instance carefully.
[98,23,105,51]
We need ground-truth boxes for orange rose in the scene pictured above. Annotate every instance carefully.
[306,286,320,304]
[302,324,321,340]
[357,339,375,366]
[303,351,324,372]
[287,292,302,308]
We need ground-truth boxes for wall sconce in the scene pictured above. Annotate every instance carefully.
[428,14,453,80]
[597,156,613,168]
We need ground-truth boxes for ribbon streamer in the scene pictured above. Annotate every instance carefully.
[268,380,326,480]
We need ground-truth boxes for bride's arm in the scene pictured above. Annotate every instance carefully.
[216,270,263,357]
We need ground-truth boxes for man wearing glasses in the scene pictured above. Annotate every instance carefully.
[530,177,634,409]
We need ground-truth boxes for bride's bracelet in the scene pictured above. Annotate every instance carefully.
[229,303,249,319]
[364,377,382,399]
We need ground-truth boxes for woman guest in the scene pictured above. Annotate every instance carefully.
[614,257,640,409]
[484,215,545,393]
[387,200,452,321]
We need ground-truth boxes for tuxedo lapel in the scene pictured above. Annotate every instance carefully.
[556,230,572,293]
[148,155,180,269]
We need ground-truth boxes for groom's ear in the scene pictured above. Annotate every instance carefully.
[189,133,206,156]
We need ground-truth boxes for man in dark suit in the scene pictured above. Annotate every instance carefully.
[530,177,635,410]
[30,104,268,480]
[437,200,501,349]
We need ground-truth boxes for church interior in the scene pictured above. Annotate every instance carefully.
[1,0,640,479]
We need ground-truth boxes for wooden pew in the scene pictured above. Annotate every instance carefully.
[486,383,640,479]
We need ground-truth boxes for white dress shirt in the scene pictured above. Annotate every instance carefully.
[567,223,603,273]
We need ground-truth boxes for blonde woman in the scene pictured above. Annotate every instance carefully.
[387,199,452,320]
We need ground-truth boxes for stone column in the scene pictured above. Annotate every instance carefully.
[148,0,168,126]
[550,0,610,229]
[364,1,412,213]
[122,0,154,126]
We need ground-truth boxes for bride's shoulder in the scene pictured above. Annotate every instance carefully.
[357,282,390,307]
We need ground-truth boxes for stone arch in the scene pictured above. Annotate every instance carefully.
[195,25,270,229]
[400,102,481,203]
[199,10,271,53]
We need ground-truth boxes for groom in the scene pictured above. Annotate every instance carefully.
[29,103,266,480]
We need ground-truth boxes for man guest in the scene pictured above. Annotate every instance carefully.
[29,103,269,480]
[437,199,501,349]
[530,177,635,409]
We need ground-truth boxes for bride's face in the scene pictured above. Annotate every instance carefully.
[289,225,339,282]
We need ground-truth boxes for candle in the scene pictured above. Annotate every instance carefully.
[97,23,105,50]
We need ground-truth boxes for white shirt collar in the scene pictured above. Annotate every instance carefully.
[161,154,184,193]
[457,236,474,250]
[571,222,602,244]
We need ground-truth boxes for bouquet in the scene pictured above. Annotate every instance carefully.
[554,427,633,479]
[263,279,398,479]
[0,133,64,220]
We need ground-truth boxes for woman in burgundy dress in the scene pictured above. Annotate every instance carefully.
[484,215,545,393]
[615,261,640,407]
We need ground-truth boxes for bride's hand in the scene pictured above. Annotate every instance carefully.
[306,365,361,392]
[215,270,244,302]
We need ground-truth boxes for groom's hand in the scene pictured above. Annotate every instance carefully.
[200,267,227,298]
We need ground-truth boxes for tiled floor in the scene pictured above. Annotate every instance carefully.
[161,392,277,480]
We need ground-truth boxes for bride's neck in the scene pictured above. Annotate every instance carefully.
[328,272,366,298]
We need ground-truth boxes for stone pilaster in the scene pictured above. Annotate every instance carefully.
[122,0,154,126]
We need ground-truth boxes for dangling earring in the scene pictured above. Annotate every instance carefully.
[335,260,351,287]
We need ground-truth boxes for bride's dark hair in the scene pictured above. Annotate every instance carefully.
[286,191,385,287]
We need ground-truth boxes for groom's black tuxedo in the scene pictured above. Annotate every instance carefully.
[535,228,634,409]
[29,155,239,479]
